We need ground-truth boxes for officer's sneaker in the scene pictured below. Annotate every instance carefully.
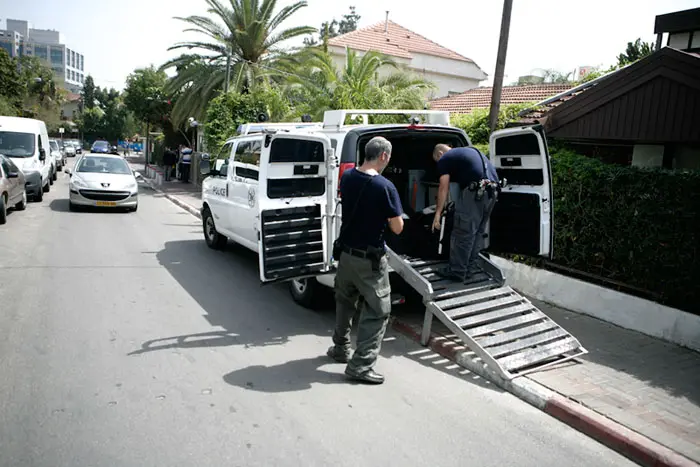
[327,346,351,363]
[345,367,385,385]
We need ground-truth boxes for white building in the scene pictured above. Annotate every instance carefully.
[327,19,487,99]
[1,19,85,93]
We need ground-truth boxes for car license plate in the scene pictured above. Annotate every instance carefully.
[96,201,116,207]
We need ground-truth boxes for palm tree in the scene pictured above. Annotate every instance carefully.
[278,47,434,120]
[163,0,314,108]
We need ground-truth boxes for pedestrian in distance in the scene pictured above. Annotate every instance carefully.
[431,144,500,282]
[163,147,177,181]
[180,145,192,183]
[328,136,405,385]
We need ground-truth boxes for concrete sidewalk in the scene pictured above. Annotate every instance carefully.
[132,164,700,467]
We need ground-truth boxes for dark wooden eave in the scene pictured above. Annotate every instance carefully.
[654,7,700,34]
[543,47,700,144]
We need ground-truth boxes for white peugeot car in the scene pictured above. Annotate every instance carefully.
[65,154,139,212]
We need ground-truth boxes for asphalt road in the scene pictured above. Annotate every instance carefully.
[0,159,635,467]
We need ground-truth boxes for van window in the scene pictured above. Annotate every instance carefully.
[269,138,324,163]
[235,140,261,181]
[0,131,36,158]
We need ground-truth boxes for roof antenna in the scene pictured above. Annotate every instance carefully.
[385,11,389,34]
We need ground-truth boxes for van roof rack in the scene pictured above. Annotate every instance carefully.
[322,109,451,130]
[236,122,321,136]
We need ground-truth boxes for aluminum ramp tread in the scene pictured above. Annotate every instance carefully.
[387,248,588,380]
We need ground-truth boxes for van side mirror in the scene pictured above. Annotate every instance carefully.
[200,159,211,176]
[7,172,19,179]
[39,148,46,161]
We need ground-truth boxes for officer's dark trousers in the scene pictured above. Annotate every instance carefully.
[333,253,392,374]
[449,187,497,278]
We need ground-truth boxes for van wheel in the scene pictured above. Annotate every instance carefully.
[34,188,43,202]
[16,191,27,211]
[289,278,330,310]
[52,169,57,182]
[0,194,7,225]
[44,179,51,192]
[203,207,227,250]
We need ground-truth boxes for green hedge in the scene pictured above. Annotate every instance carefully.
[549,149,700,314]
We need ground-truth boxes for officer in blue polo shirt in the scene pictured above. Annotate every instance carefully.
[431,144,500,282]
[328,136,404,385]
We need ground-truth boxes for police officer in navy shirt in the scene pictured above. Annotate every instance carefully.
[432,144,499,281]
[328,136,404,385]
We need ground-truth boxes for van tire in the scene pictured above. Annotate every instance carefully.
[43,179,50,193]
[34,187,43,202]
[15,191,27,211]
[0,194,7,225]
[52,169,57,182]
[289,278,331,310]
[203,207,227,250]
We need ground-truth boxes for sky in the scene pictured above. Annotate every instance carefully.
[1,0,698,91]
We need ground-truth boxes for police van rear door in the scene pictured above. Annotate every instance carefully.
[257,132,336,283]
[487,125,553,259]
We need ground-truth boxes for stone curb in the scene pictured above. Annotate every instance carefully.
[139,171,698,467]
[389,318,699,467]
[136,172,202,220]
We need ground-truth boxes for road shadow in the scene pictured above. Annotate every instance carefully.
[49,198,131,214]
[141,239,502,393]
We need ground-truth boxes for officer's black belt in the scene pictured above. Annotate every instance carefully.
[342,246,385,260]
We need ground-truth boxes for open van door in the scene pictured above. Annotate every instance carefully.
[487,125,553,259]
[257,132,337,283]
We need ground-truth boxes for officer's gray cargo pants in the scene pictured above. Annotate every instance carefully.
[449,187,497,278]
[333,254,392,374]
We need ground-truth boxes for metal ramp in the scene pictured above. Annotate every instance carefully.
[387,249,587,380]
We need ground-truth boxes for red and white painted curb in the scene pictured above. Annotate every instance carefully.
[390,318,698,467]
[141,169,698,467]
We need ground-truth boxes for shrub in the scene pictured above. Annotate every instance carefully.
[548,149,700,313]
[204,87,291,153]
[451,103,534,145]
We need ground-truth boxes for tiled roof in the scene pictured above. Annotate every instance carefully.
[429,84,573,114]
[328,20,473,63]
[66,92,81,102]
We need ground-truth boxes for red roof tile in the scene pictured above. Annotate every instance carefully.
[328,20,473,63]
[429,84,573,114]
[66,92,81,102]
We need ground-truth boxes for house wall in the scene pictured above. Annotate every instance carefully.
[328,46,484,100]
[61,100,80,121]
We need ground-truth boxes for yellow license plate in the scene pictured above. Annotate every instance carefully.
[96,201,117,207]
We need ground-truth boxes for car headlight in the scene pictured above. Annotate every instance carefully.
[125,181,138,191]
[71,176,88,188]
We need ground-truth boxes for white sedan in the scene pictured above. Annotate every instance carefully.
[65,154,139,212]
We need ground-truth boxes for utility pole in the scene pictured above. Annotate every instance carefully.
[488,0,514,133]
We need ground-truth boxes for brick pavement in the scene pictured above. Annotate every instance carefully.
[132,158,700,463]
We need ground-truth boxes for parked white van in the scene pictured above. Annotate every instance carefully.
[198,109,554,309]
[0,116,53,202]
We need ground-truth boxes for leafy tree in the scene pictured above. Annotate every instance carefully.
[123,66,170,128]
[450,103,534,146]
[204,86,290,151]
[0,50,23,111]
[165,0,314,99]
[617,38,654,67]
[303,6,361,47]
[278,48,433,120]
[82,75,97,109]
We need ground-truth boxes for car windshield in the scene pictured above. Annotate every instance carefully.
[76,156,131,174]
[93,141,109,148]
[0,131,36,158]
[50,141,59,151]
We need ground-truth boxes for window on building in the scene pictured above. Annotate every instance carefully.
[668,32,691,49]
[80,55,84,71]
[50,47,64,65]
[691,31,700,49]
[0,42,13,56]
[34,46,48,60]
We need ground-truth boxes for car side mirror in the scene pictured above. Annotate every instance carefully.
[134,172,143,179]
[65,168,72,176]
[39,148,46,161]
[7,172,19,179]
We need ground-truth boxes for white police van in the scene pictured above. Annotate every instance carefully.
[199,109,553,309]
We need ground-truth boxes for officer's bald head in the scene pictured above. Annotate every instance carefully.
[433,144,451,162]
[365,137,392,163]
